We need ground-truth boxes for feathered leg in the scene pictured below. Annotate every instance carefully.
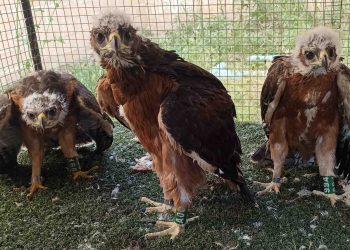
[142,140,203,241]
[22,127,47,198]
[59,116,98,180]
[254,122,288,195]
[313,126,341,206]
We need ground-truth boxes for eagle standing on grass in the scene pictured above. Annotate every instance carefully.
[5,71,113,198]
[254,27,350,205]
[90,10,254,240]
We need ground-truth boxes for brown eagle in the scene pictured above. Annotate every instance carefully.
[6,70,114,198]
[254,27,350,205]
[90,10,253,240]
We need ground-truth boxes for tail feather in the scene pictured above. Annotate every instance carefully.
[336,123,350,180]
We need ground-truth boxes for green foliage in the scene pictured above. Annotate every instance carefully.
[67,63,104,93]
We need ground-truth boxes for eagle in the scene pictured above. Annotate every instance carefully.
[0,94,21,173]
[90,10,253,240]
[254,26,350,205]
[5,70,114,198]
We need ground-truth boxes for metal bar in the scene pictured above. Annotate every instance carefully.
[21,0,42,71]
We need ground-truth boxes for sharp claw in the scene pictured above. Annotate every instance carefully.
[26,182,48,198]
[254,181,281,196]
[312,190,340,206]
[72,166,99,181]
[141,197,174,214]
[145,221,183,240]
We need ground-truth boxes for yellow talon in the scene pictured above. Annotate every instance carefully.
[26,180,48,199]
[72,166,99,181]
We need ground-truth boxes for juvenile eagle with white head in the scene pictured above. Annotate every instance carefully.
[255,26,350,205]
[6,70,113,198]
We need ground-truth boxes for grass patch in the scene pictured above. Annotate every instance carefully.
[1,122,350,249]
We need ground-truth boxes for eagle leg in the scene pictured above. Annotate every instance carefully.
[312,190,340,206]
[313,129,338,205]
[141,197,174,214]
[23,132,46,199]
[72,166,99,181]
[130,154,153,172]
[66,157,99,181]
[27,176,48,198]
[255,133,288,196]
[254,180,281,196]
[145,215,199,241]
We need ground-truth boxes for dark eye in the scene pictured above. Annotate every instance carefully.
[327,47,336,58]
[305,51,315,60]
[123,32,131,42]
[95,32,105,44]
[47,107,56,116]
[27,112,35,120]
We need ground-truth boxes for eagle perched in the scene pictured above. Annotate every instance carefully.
[6,71,114,198]
[255,27,350,204]
[90,10,253,240]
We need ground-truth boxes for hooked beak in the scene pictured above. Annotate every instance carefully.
[100,32,127,52]
[35,112,46,129]
[319,50,329,68]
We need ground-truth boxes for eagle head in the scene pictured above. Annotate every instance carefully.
[292,26,340,76]
[21,71,69,130]
[90,9,142,69]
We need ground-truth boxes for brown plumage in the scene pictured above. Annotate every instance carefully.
[0,94,21,173]
[90,10,253,240]
[6,70,113,198]
[255,27,350,205]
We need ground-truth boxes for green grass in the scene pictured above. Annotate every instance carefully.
[1,122,350,249]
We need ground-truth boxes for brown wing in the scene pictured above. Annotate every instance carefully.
[0,94,21,170]
[336,63,350,179]
[159,60,253,200]
[260,56,290,135]
[96,74,130,130]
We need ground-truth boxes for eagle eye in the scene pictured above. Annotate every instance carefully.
[95,32,105,44]
[305,51,315,60]
[27,112,35,120]
[47,107,57,116]
[327,47,336,58]
[123,32,131,42]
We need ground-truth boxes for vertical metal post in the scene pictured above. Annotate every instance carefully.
[21,0,43,71]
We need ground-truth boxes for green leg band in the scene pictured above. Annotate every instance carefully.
[322,176,335,194]
[66,157,81,172]
[174,210,187,225]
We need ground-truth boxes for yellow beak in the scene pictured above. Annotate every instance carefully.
[34,112,47,128]
[319,49,328,68]
[100,32,128,51]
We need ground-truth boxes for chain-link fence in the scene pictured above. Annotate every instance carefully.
[1,0,349,121]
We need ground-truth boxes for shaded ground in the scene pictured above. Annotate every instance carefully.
[0,122,350,250]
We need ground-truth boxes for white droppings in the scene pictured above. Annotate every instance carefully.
[297,189,312,197]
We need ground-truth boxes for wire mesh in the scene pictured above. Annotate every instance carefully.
[0,0,349,121]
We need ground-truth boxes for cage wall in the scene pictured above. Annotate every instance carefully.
[1,0,349,121]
